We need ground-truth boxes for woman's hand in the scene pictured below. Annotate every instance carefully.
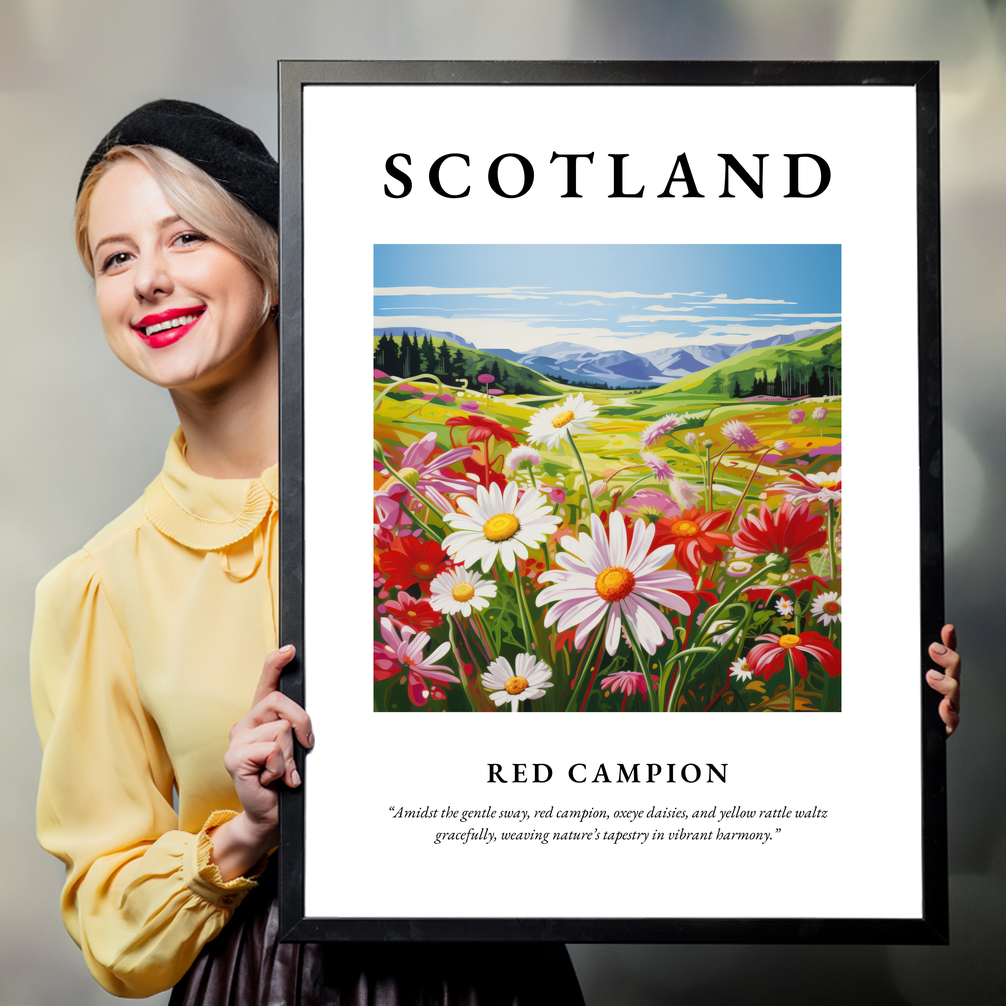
[926,624,960,737]
[209,645,314,881]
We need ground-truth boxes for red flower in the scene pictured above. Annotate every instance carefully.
[746,631,841,681]
[661,508,732,573]
[733,500,826,564]
[377,537,450,593]
[383,591,443,631]
[445,414,519,446]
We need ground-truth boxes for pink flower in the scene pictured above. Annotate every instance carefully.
[812,407,828,421]
[774,440,791,452]
[374,432,473,530]
[721,419,759,450]
[618,489,681,524]
[374,617,459,706]
[549,487,566,503]
[641,451,674,480]
[639,414,683,447]
[601,670,659,697]
[788,408,805,423]
[460,402,480,412]
[373,369,388,379]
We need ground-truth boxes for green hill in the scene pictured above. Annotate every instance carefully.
[373,334,622,396]
[646,325,842,399]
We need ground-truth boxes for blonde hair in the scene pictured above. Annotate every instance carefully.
[75,145,278,323]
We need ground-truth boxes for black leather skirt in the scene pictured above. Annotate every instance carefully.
[169,869,585,1006]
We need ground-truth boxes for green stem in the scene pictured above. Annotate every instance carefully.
[663,646,721,712]
[499,558,532,652]
[622,619,658,712]
[827,500,838,580]
[705,443,713,510]
[373,373,444,411]
[447,617,479,711]
[788,650,796,712]
[565,623,604,712]
[565,430,596,516]
[373,442,447,520]
[727,448,773,531]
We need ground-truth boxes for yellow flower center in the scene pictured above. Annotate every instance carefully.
[595,566,636,602]
[778,634,801,649]
[670,518,699,537]
[451,582,476,602]
[414,562,433,576]
[551,409,576,429]
[483,513,520,541]
[818,480,838,490]
[505,675,529,695]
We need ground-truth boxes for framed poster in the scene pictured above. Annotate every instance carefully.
[277,61,946,943]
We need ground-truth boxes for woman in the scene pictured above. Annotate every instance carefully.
[31,100,586,1003]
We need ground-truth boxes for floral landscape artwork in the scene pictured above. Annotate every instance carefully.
[373,245,842,713]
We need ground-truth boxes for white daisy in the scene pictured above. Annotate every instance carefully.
[775,596,795,617]
[524,393,599,449]
[429,567,497,617]
[441,482,560,572]
[537,511,693,656]
[483,652,553,711]
[810,591,842,626]
[725,560,753,577]
[729,657,753,682]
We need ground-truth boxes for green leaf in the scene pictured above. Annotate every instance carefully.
[809,550,832,578]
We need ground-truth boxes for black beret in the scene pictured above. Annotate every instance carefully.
[78,99,278,228]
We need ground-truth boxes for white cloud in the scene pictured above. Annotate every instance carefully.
[374,285,546,296]
[559,300,608,307]
[483,293,550,300]
[754,313,842,318]
[644,304,693,312]
[551,289,709,299]
[686,297,795,306]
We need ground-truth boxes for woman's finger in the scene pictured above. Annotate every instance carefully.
[252,644,296,707]
[242,690,314,749]
[224,738,287,787]
[233,718,300,788]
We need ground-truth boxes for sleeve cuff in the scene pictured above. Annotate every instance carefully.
[183,810,269,909]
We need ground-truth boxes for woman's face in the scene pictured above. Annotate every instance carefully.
[87,158,270,392]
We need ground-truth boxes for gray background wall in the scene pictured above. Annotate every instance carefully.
[1,1,1002,1003]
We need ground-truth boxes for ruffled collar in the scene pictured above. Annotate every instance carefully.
[143,428,278,551]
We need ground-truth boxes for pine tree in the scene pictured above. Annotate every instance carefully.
[399,333,412,378]
[408,335,421,377]
[437,339,451,376]
[420,334,437,375]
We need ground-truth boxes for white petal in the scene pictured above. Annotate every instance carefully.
[603,606,622,656]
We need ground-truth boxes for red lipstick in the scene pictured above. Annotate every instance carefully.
[132,306,205,349]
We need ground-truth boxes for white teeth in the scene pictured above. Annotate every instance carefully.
[142,313,198,337]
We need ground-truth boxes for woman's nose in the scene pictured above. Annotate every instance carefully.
[133,249,173,302]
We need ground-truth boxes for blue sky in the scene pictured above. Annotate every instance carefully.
[374,245,841,355]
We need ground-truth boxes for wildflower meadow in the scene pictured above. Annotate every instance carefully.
[373,248,842,713]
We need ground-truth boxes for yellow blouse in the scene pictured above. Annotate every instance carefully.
[31,428,279,998]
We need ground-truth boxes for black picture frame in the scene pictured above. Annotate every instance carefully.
[277,60,945,944]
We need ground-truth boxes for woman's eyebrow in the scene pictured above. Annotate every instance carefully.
[92,216,184,257]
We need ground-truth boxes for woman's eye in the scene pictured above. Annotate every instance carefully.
[101,251,131,273]
[173,231,208,248]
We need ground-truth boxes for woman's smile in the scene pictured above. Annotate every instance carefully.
[133,306,207,348]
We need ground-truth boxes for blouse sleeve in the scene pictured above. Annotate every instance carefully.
[31,549,262,998]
